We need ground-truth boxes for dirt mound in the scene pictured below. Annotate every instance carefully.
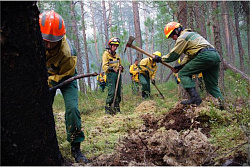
[92,103,214,166]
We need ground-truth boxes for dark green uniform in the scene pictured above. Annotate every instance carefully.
[139,58,157,98]
[47,36,84,143]
[162,29,223,101]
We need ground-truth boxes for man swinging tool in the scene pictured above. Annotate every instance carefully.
[102,37,123,115]
[153,22,224,110]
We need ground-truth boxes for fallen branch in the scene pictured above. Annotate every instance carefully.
[223,59,250,82]
[49,72,99,92]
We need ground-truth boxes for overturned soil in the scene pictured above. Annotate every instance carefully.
[68,100,247,166]
[90,103,215,166]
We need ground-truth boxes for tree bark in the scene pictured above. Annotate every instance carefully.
[80,1,91,89]
[90,0,101,72]
[143,3,149,53]
[102,0,109,47]
[212,1,225,91]
[241,1,250,70]
[132,0,143,61]
[177,1,187,27]
[1,1,62,165]
[233,2,245,72]
[71,1,85,93]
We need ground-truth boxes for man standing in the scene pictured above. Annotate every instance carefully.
[129,59,140,95]
[39,10,88,163]
[102,37,123,114]
[139,51,161,99]
[97,72,107,92]
[153,22,224,109]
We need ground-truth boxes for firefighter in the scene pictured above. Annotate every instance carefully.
[39,10,88,163]
[153,22,224,110]
[139,51,161,99]
[97,72,107,92]
[129,59,140,94]
[102,37,123,114]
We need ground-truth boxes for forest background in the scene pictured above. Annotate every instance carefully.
[38,0,250,93]
[2,1,249,166]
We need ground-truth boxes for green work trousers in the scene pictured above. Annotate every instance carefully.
[50,79,85,144]
[139,73,150,98]
[99,82,106,92]
[131,81,139,95]
[179,50,223,100]
[106,72,122,106]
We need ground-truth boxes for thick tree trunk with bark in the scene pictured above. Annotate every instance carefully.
[241,1,250,70]
[233,2,245,72]
[80,1,91,89]
[132,0,143,61]
[71,1,85,93]
[212,1,225,91]
[1,2,62,165]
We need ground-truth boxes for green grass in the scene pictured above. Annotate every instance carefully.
[53,73,249,164]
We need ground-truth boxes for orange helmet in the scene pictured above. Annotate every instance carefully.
[108,37,120,46]
[39,10,66,42]
[164,22,181,39]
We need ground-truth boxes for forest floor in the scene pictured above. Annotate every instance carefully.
[53,76,249,166]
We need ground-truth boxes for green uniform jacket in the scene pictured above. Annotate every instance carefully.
[162,29,214,65]
[46,35,77,87]
[139,58,157,80]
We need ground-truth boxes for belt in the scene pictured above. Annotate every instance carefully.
[197,48,217,55]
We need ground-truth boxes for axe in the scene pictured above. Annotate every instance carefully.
[125,36,177,73]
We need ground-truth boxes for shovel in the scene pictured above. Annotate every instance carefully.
[110,69,121,114]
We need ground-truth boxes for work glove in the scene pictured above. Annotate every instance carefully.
[174,64,184,73]
[118,65,124,71]
[153,55,162,63]
[151,79,155,85]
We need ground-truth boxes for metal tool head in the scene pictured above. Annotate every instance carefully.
[126,36,136,47]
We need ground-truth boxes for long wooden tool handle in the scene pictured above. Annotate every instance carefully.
[49,72,99,92]
[131,45,176,72]
[152,83,165,99]
[112,69,121,107]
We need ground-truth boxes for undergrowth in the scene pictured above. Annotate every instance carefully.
[53,71,249,165]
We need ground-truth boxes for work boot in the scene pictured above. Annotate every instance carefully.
[218,98,225,110]
[105,106,111,115]
[181,87,202,105]
[71,142,88,163]
[115,104,121,113]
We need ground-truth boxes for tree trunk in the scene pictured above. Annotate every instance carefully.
[90,0,101,72]
[177,1,188,99]
[143,3,149,53]
[212,1,225,91]
[80,1,91,90]
[177,1,187,27]
[71,1,85,93]
[102,0,109,47]
[1,1,62,165]
[241,1,250,71]
[233,2,245,72]
[187,2,194,30]
[132,0,143,61]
